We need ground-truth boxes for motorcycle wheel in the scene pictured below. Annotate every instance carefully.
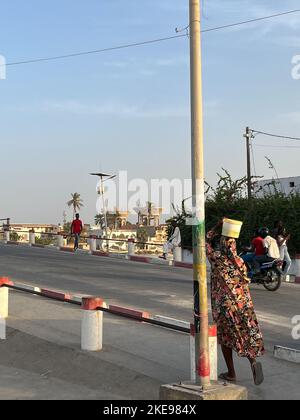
[263,268,282,292]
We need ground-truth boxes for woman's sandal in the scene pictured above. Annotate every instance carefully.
[218,373,237,383]
[251,362,264,386]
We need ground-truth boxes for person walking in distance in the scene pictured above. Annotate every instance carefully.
[71,213,83,251]
[273,221,292,278]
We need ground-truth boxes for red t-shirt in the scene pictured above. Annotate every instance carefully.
[252,237,265,256]
[72,219,83,234]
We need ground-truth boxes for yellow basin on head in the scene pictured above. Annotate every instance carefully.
[222,218,243,239]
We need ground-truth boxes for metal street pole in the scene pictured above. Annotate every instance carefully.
[90,173,116,251]
[244,127,252,201]
[100,176,109,244]
[189,0,210,388]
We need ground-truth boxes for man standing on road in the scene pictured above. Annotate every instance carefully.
[71,213,83,251]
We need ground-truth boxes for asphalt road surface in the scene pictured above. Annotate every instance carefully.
[0,243,299,352]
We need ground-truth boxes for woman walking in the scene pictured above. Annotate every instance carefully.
[206,219,265,386]
[273,220,292,278]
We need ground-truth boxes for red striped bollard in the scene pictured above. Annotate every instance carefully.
[81,297,107,351]
[190,323,218,382]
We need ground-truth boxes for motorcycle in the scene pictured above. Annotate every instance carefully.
[240,251,283,292]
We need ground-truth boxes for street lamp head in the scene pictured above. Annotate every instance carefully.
[90,172,112,178]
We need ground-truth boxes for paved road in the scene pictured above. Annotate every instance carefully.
[0,243,299,351]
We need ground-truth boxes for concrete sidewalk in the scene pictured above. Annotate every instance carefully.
[0,291,299,400]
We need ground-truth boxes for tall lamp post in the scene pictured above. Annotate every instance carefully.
[90,173,116,243]
[189,0,210,388]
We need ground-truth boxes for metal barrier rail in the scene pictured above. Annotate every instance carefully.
[4,281,189,334]
[0,278,218,381]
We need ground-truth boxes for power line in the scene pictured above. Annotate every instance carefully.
[201,8,300,33]
[2,8,300,68]
[253,143,300,149]
[252,130,300,141]
[5,34,187,67]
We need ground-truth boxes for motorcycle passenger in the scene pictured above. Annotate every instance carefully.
[253,228,280,274]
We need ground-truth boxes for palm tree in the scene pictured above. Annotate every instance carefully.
[67,193,84,219]
[94,213,105,229]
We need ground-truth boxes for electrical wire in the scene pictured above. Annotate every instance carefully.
[201,9,300,33]
[2,8,300,68]
[252,130,300,141]
[253,143,300,149]
[5,34,187,67]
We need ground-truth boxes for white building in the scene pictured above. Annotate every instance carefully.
[255,176,300,197]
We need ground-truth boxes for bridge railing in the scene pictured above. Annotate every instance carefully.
[0,228,169,257]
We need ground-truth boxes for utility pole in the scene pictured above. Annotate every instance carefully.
[189,0,210,388]
[244,127,252,200]
[90,173,116,249]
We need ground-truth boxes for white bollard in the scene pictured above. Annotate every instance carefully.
[89,238,97,254]
[29,232,35,246]
[81,298,105,351]
[0,279,11,341]
[128,239,136,256]
[295,255,300,284]
[0,287,9,319]
[57,234,64,249]
[0,316,6,340]
[4,231,10,243]
[98,238,104,251]
[173,246,183,263]
[0,278,12,320]
[190,324,218,382]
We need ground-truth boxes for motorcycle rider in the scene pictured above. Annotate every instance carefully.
[253,227,280,274]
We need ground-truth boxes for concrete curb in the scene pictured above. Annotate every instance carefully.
[174,261,193,269]
[92,251,110,257]
[41,289,72,301]
[59,247,75,253]
[274,346,300,364]
[149,258,173,267]
[109,304,150,320]
[129,256,151,264]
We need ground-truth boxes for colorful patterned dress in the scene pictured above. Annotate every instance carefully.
[206,234,265,359]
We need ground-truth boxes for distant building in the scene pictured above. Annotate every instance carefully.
[255,176,300,197]
[134,204,163,227]
[106,210,129,229]
[9,224,61,241]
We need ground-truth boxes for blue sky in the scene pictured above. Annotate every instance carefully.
[1,0,300,224]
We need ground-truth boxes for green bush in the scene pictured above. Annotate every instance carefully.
[9,232,20,242]
[167,170,300,256]
[35,236,53,246]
